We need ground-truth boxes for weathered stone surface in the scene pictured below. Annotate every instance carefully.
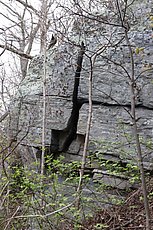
[93,169,137,190]
[9,0,153,189]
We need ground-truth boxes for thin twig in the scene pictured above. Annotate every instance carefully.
[4,206,20,230]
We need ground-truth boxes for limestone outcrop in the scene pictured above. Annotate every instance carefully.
[9,0,153,188]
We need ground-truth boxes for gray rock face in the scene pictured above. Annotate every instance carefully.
[9,0,153,189]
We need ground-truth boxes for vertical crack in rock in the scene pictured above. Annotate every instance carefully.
[61,42,85,152]
[44,42,85,156]
[50,129,60,153]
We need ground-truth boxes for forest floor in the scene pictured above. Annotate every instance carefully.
[80,177,153,230]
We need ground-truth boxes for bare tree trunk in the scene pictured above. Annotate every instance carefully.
[76,45,106,208]
[124,29,151,230]
[40,0,48,175]
[114,1,150,227]
[76,56,93,208]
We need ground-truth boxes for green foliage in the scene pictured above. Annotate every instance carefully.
[98,158,140,185]
[134,47,144,55]
[0,155,97,230]
[0,133,149,229]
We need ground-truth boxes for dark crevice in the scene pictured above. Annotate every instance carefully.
[61,42,85,152]
[50,129,60,153]
[61,101,83,152]
[42,42,86,156]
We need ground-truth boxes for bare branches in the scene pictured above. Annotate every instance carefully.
[0,0,41,79]
[4,206,21,230]
[0,1,152,229]
[0,111,9,122]
[0,44,33,59]
[0,29,7,57]
[15,0,39,16]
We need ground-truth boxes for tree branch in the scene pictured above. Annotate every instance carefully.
[0,44,33,59]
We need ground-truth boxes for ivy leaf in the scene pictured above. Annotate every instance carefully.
[135,47,144,55]
[135,47,140,55]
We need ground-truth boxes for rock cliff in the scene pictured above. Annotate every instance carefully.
[9,0,153,188]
